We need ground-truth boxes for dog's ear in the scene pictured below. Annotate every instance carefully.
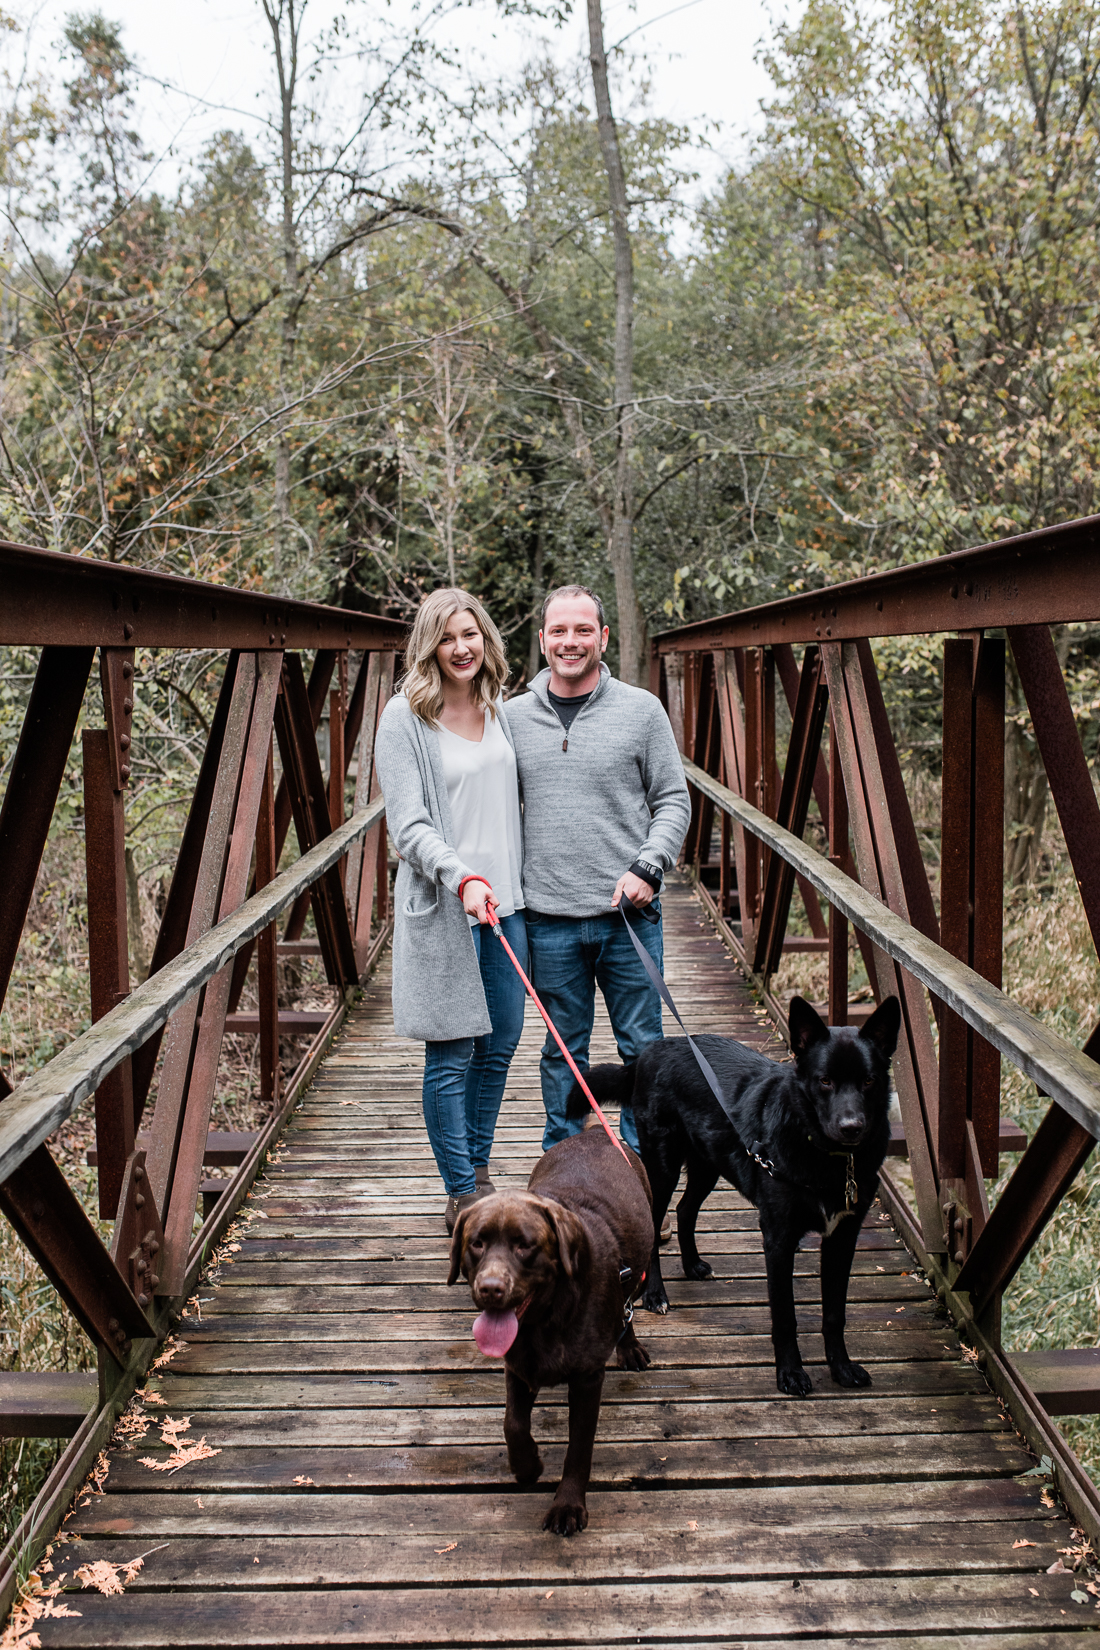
[859,994,902,1060]
[537,1199,589,1280]
[447,1207,472,1285]
[788,995,830,1058]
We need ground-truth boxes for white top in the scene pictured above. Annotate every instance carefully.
[437,709,525,924]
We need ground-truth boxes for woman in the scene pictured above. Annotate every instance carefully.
[374,587,528,1233]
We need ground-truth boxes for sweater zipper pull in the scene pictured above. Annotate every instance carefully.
[562,736,568,752]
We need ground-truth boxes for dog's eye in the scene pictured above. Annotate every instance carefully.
[514,1243,536,1260]
[468,1238,485,1256]
[819,1078,834,1092]
[863,1078,875,1090]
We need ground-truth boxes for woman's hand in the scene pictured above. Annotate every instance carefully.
[461,877,499,925]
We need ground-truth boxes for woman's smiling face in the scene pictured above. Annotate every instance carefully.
[436,608,485,687]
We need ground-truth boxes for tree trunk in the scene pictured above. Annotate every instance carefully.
[264,0,301,591]
[586,0,644,685]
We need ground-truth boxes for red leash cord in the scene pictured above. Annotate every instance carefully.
[485,905,632,1166]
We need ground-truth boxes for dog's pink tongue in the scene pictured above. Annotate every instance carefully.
[473,1307,519,1357]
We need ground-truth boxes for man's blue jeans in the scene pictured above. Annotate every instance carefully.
[525,904,663,1153]
[421,913,529,1197]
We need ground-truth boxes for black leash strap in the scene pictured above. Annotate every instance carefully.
[617,894,737,1127]
[617,895,857,1214]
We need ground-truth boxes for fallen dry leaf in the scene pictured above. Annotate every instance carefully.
[960,1345,980,1364]
[435,1543,457,1554]
[1048,1558,1069,1574]
[139,1436,220,1474]
[292,1476,315,1486]
[1013,1539,1038,1549]
[159,1416,192,1449]
[687,1521,698,1531]
[1029,1586,1040,1596]
[151,1336,187,1371]
[1041,1489,1057,1509]
[544,1591,553,1599]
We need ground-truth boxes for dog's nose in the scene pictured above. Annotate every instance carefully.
[475,1272,508,1307]
[838,1116,865,1143]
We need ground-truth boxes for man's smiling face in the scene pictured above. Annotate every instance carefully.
[540,595,609,696]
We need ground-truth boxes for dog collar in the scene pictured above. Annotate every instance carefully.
[752,1138,859,1217]
[514,1294,533,1322]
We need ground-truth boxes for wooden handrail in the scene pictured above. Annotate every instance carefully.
[0,794,386,1185]
[681,755,1100,1141]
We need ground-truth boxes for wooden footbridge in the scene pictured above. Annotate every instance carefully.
[4,530,1100,1645]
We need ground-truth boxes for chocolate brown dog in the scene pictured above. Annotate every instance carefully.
[447,1123,653,1535]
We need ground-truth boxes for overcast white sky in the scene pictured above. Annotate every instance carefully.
[29,0,787,199]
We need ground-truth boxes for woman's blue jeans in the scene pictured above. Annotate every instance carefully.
[422,912,529,1197]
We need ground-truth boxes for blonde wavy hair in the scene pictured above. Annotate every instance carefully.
[402,587,509,726]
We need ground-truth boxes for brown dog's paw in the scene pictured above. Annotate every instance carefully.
[508,1444,544,1484]
[615,1336,651,1372]
[542,1496,588,1536]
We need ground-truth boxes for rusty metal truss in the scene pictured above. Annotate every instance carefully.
[0,543,401,1504]
[654,523,1100,1536]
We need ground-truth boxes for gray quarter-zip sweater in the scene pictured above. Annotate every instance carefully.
[505,665,691,917]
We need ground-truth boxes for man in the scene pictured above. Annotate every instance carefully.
[507,584,691,1153]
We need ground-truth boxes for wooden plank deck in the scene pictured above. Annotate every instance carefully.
[36,878,1096,1645]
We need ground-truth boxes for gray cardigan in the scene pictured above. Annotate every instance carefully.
[374,692,518,1041]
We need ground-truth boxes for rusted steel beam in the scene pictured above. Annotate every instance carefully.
[655,516,1100,651]
[145,653,259,1216]
[753,647,829,977]
[0,646,94,1016]
[686,653,719,865]
[275,654,359,990]
[768,645,829,940]
[131,655,239,1121]
[98,648,136,791]
[1009,624,1100,959]
[827,717,849,1027]
[939,635,1009,1175]
[0,542,405,651]
[970,640,1007,1174]
[349,654,395,967]
[954,1101,1096,1314]
[228,648,337,1011]
[257,739,280,1112]
[0,1144,148,1362]
[82,730,135,1218]
[158,654,282,1296]
[822,642,943,1247]
[711,651,750,938]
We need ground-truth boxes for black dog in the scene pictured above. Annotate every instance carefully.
[567,995,901,1396]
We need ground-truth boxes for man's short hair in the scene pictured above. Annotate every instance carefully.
[540,584,606,630]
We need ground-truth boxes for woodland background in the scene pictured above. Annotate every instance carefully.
[3,0,1100,1541]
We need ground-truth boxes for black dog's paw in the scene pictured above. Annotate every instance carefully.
[683,1258,713,1281]
[830,1358,872,1388]
[616,1336,651,1372]
[641,1281,670,1315]
[543,1496,588,1536]
[776,1363,814,1396]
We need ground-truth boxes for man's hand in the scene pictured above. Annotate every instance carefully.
[462,878,499,924]
[612,870,655,909]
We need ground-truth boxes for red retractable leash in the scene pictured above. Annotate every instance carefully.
[483,902,632,1166]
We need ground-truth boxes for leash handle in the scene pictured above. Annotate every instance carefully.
[485,906,632,1165]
